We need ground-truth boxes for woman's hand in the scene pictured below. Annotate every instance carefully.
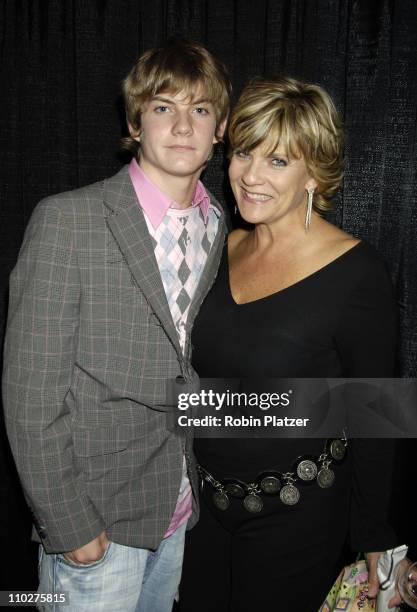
[366,552,409,608]
[387,558,411,609]
[365,551,384,598]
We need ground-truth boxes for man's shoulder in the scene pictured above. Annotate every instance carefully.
[35,165,130,216]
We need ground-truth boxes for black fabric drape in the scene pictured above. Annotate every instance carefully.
[1,0,416,594]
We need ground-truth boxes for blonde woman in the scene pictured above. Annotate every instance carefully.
[179,77,398,611]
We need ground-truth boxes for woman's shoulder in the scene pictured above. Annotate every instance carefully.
[317,221,387,275]
[308,223,393,307]
[316,221,359,258]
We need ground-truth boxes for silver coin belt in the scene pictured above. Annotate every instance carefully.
[197,437,348,514]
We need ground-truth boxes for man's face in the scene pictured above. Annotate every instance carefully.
[132,87,223,185]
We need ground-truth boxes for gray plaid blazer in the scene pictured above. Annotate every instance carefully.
[2,165,227,553]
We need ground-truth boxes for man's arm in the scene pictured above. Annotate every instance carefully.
[2,199,105,553]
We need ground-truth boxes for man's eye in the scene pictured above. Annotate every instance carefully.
[154,105,169,113]
[271,157,288,167]
[194,107,209,115]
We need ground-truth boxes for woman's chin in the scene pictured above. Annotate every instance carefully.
[237,207,269,225]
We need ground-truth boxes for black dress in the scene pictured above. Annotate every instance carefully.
[179,240,398,612]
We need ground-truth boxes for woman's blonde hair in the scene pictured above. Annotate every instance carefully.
[228,77,344,212]
[122,38,231,155]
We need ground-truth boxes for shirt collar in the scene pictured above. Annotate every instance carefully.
[128,158,210,230]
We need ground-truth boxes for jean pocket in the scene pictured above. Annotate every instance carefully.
[58,541,112,570]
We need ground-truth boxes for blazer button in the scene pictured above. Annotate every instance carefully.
[176,376,186,385]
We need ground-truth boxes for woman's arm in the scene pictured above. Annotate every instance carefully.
[334,252,399,595]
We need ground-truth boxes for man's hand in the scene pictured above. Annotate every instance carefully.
[63,531,109,565]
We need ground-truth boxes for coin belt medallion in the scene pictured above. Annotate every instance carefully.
[280,484,300,505]
[317,467,335,488]
[330,439,346,461]
[296,459,318,481]
[260,475,281,494]
[225,483,246,498]
[213,491,230,510]
[243,494,263,513]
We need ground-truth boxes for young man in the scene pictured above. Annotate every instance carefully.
[3,39,230,611]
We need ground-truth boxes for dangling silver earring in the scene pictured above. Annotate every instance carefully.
[305,187,315,232]
[234,205,237,215]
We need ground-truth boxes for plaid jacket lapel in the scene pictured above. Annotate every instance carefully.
[103,166,182,357]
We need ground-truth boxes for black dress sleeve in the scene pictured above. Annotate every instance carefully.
[334,252,399,552]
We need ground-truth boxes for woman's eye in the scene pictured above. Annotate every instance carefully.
[271,157,288,167]
[234,150,250,159]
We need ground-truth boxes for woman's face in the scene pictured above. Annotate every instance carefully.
[228,140,316,227]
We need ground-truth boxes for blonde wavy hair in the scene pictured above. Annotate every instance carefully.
[228,77,344,212]
[122,38,231,155]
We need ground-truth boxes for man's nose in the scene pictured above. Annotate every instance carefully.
[172,111,193,135]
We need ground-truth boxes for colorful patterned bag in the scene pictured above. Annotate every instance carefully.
[319,559,377,611]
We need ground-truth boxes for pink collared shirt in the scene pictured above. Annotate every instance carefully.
[128,158,210,229]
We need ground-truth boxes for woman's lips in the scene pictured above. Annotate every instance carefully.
[241,187,272,203]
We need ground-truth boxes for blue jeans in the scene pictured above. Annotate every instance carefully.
[37,522,186,611]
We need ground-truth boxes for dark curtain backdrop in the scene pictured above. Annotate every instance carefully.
[0,0,416,594]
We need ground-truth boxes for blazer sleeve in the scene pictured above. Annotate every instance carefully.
[2,199,105,552]
[334,254,399,553]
